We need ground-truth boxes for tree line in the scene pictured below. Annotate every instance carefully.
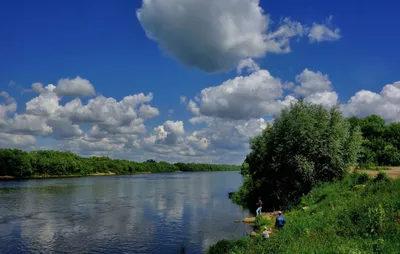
[0,149,240,178]
[348,115,400,167]
[232,100,400,212]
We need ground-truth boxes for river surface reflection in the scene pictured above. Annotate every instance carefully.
[0,171,250,253]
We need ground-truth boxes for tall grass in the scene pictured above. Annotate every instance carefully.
[208,172,400,253]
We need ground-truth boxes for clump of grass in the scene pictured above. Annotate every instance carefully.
[208,173,400,254]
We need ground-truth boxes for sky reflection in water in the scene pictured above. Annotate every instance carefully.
[0,171,250,253]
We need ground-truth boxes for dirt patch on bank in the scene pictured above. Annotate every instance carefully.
[360,167,400,179]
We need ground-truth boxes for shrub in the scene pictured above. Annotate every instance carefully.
[356,172,370,184]
[374,172,390,183]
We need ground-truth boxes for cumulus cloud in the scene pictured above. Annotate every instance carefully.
[188,116,268,152]
[0,77,160,149]
[54,76,96,97]
[0,92,17,122]
[143,120,185,147]
[341,81,400,122]
[304,91,339,109]
[0,132,36,149]
[237,58,260,75]
[188,70,292,119]
[308,16,341,43]
[138,104,160,119]
[137,0,335,73]
[294,68,333,96]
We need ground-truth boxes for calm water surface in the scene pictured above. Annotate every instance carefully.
[0,171,250,253]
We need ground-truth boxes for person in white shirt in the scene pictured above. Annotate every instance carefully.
[262,226,271,240]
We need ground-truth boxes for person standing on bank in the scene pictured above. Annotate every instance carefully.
[275,211,286,230]
[256,197,263,216]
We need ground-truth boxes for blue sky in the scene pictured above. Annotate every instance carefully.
[1,0,400,164]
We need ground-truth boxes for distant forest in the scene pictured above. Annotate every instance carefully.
[0,149,240,178]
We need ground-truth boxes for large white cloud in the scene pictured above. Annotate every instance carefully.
[137,0,338,73]
[189,69,294,119]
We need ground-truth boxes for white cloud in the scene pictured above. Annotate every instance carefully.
[0,92,17,122]
[294,68,333,96]
[66,93,153,126]
[187,116,268,153]
[136,0,318,73]
[54,76,96,97]
[31,82,46,93]
[6,114,53,136]
[237,58,260,75]
[0,132,36,148]
[143,120,185,147]
[305,91,339,109]
[1,78,160,148]
[308,16,341,43]
[341,81,400,122]
[190,70,290,119]
[25,87,61,116]
[138,104,160,119]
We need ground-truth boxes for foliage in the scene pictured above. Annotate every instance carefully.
[233,100,363,211]
[174,162,240,172]
[208,173,400,254]
[0,149,239,178]
[253,215,272,231]
[349,115,400,167]
[373,172,391,183]
[355,172,370,184]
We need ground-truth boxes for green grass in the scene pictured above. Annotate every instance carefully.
[208,172,400,254]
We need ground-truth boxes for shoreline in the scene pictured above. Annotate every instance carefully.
[0,170,239,181]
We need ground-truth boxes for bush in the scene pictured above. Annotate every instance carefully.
[374,172,390,183]
[356,172,370,184]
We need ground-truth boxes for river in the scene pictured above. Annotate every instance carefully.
[0,171,251,254]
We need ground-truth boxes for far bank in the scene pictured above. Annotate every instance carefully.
[0,148,240,180]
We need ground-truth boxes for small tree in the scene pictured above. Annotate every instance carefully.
[234,100,362,211]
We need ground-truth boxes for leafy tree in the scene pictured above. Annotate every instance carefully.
[233,100,362,211]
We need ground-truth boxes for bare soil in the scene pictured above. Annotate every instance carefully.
[360,167,400,179]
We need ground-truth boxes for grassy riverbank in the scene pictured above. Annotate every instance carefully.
[0,148,240,180]
[208,171,400,253]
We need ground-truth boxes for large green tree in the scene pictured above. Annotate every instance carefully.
[233,100,362,212]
